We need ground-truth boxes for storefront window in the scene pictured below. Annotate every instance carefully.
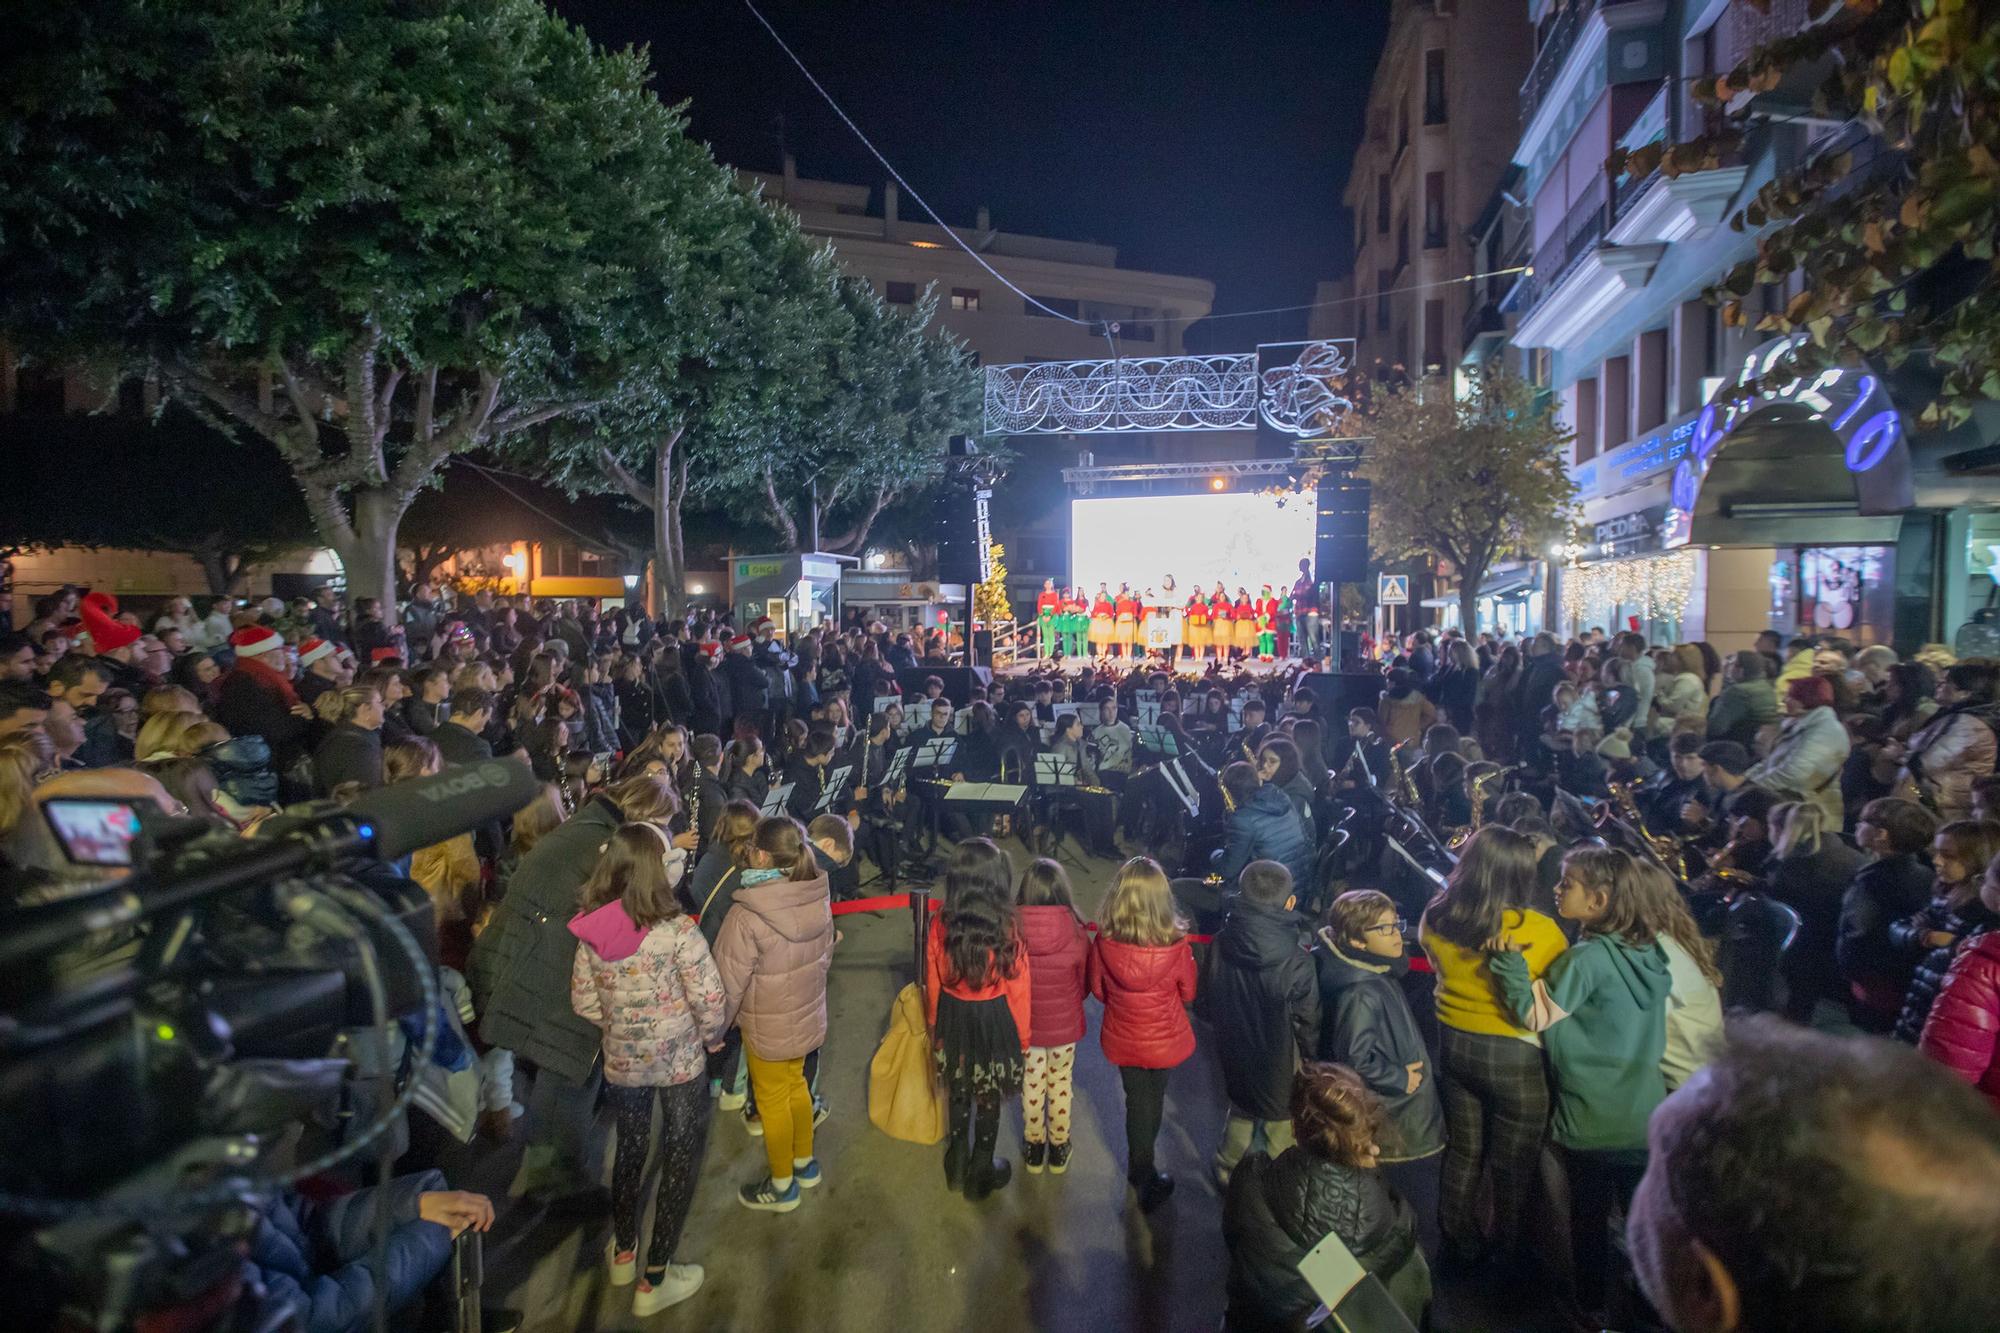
[1771,545,1895,644]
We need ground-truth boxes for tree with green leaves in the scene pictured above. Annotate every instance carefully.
[0,0,747,613]
[526,192,852,614]
[1612,0,2000,420]
[0,408,313,595]
[1358,373,1577,635]
[703,276,983,557]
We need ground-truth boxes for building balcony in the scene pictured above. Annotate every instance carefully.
[1606,163,1750,245]
[1509,178,1661,351]
[1461,299,1504,360]
[1521,0,1654,127]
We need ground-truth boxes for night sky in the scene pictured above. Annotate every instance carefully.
[551,0,1393,351]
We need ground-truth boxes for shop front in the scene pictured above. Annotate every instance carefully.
[731,552,851,638]
[1559,335,1970,652]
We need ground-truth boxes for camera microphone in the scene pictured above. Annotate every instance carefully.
[345,759,541,861]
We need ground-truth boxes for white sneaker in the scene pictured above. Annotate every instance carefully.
[608,1246,636,1287]
[632,1264,703,1316]
[718,1089,747,1111]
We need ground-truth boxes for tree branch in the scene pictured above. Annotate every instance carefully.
[822,486,891,553]
[761,468,799,548]
[595,446,658,509]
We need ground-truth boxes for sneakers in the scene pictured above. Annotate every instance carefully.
[737,1176,801,1213]
[719,1087,747,1112]
[794,1158,822,1189]
[743,1107,763,1137]
[608,1247,636,1287]
[1023,1140,1047,1175]
[631,1264,704,1315]
[1047,1141,1073,1175]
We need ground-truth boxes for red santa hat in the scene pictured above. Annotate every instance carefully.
[698,640,724,661]
[80,591,141,653]
[229,625,284,658]
[728,633,753,653]
[750,616,774,636]
[297,637,336,668]
[370,647,403,664]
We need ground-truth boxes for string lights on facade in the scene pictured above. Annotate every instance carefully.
[1561,549,1696,624]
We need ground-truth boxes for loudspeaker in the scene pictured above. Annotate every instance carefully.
[935,483,982,585]
[1294,672,1385,720]
[1316,474,1371,587]
[895,666,994,708]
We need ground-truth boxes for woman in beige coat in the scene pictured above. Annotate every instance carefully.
[712,815,835,1213]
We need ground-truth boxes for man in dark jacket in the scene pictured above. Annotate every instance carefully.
[1215,762,1314,890]
[466,786,625,1202]
[720,634,768,735]
[1515,631,1567,765]
[1207,861,1319,1185]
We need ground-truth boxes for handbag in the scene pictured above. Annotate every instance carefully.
[868,983,945,1145]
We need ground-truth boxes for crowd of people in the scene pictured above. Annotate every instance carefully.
[4,578,2000,1331]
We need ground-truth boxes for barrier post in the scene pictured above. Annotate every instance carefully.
[909,887,931,989]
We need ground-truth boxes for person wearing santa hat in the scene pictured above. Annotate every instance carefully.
[295,637,345,708]
[78,591,147,693]
[721,632,769,738]
[214,624,314,776]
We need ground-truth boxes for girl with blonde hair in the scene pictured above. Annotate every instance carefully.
[1088,857,1196,1211]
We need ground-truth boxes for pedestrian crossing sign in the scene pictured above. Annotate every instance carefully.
[1378,574,1409,605]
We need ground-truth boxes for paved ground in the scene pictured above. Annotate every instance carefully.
[444,838,1550,1332]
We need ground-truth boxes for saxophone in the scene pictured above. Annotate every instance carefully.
[1447,765,1506,850]
[1601,777,1690,882]
[1388,740,1421,808]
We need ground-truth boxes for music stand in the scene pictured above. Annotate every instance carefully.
[813,764,853,816]
[910,737,959,866]
[1136,725,1178,759]
[884,745,915,789]
[760,782,794,818]
[1159,758,1201,818]
[873,694,901,714]
[1051,702,1080,724]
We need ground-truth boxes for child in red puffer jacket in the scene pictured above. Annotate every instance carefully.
[1089,856,1198,1213]
[1017,859,1090,1176]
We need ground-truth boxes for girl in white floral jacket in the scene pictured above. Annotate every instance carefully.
[570,823,727,1315]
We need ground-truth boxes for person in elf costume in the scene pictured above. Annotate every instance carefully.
[1255,584,1278,660]
[1113,584,1140,658]
[1036,578,1061,659]
[1231,588,1259,661]
[1063,588,1089,659]
[1211,584,1235,661]
[1273,589,1294,659]
[1184,590,1210,663]
[1089,584,1115,656]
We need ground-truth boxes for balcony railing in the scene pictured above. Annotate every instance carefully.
[1521,0,1649,126]
[1528,176,1609,300]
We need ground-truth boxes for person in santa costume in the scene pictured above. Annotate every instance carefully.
[214,625,314,774]
[76,590,149,693]
[1036,578,1062,660]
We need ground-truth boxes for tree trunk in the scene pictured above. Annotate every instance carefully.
[339,488,404,617]
[1458,564,1484,641]
[195,540,244,598]
[652,437,687,618]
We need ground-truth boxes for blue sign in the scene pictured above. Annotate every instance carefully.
[1378,574,1410,605]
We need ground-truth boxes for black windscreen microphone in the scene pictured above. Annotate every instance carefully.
[347,760,541,860]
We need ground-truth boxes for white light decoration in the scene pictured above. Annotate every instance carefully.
[1561,549,1697,624]
[1258,340,1356,438]
[984,353,1258,434]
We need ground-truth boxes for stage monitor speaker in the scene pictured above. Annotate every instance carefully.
[934,484,982,584]
[1316,474,1371,588]
[895,666,993,708]
[1294,672,1385,720]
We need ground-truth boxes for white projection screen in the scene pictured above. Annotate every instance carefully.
[1069,492,1317,594]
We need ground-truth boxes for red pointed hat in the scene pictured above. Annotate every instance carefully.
[298,637,335,667]
[229,625,284,658]
[79,591,141,652]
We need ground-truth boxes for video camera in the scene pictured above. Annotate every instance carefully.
[0,760,538,1331]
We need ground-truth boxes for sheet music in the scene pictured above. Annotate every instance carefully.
[813,765,853,813]
[1297,1230,1368,1311]
[884,746,915,787]
[1051,702,1080,722]
[873,694,902,714]
[760,782,794,817]
[1034,753,1078,787]
[912,738,957,770]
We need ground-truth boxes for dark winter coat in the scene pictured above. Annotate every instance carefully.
[243,1167,453,1333]
[1222,1148,1427,1333]
[1216,784,1314,889]
[1313,933,1444,1161]
[1206,899,1319,1120]
[1766,835,1867,1015]
[1892,896,1998,1043]
[1837,852,1937,1027]
[468,793,623,1083]
[721,652,769,723]
[314,722,384,796]
[1515,652,1568,751]
[1088,935,1198,1069]
[580,681,619,756]
[402,697,448,739]
[1019,904,1090,1048]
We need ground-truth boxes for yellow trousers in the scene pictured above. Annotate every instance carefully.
[745,1046,814,1182]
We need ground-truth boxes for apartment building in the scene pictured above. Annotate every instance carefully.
[1506,0,2000,652]
[1326,0,1534,381]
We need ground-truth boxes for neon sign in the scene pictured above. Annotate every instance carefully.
[1662,335,1903,546]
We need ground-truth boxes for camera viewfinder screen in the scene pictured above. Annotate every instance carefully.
[42,798,143,867]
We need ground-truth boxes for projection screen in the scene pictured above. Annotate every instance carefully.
[1068,492,1316,595]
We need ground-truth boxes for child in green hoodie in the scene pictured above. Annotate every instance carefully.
[1489,845,1670,1322]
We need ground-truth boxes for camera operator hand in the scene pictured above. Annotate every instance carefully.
[418,1190,494,1238]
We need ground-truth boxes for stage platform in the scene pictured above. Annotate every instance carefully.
[992,653,1328,679]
